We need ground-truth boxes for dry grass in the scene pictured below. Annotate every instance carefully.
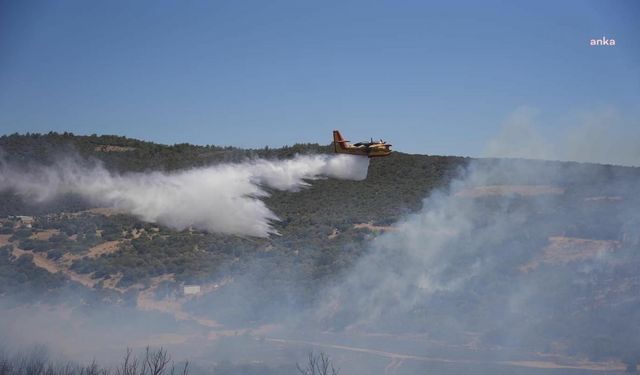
[31,229,60,241]
[86,240,121,259]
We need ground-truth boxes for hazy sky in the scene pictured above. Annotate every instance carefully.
[1,0,638,157]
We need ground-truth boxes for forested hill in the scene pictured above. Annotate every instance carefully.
[0,132,467,221]
[2,132,640,368]
[0,132,333,171]
[0,132,467,301]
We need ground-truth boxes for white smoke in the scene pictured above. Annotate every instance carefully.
[0,154,369,237]
[314,155,640,367]
[485,106,640,167]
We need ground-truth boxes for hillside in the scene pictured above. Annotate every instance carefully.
[1,132,639,373]
[0,132,465,293]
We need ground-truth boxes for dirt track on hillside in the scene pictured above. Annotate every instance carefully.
[265,337,625,373]
[136,275,222,329]
[11,248,97,288]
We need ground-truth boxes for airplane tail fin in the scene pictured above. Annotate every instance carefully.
[333,130,349,152]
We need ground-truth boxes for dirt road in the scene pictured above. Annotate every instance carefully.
[265,337,625,374]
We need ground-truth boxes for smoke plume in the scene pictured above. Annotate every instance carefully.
[486,106,640,167]
[0,154,369,237]
[315,156,640,366]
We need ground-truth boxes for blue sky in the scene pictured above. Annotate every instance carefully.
[1,0,638,157]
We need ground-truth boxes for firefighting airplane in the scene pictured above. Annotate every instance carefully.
[332,130,392,158]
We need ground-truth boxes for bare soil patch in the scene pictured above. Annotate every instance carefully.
[136,274,222,329]
[521,236,621,272]
[0,234,11,247]
[32,229,60,241]
[86,240,120,258]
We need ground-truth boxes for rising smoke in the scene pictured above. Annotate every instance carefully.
[0,154,369,237]
[1,130,639,372]
[314,156,640,368]
[486,107,640,167]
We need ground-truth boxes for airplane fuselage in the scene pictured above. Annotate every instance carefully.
[332,130,392,158]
